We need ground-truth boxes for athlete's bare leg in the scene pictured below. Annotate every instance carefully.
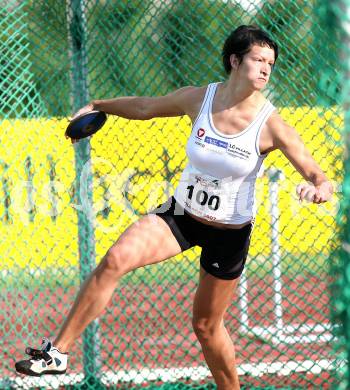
[192,267,240,390]
[54,214,182,352]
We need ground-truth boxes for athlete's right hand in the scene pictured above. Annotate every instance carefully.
[70,102,94,121]
[66,103,94,144]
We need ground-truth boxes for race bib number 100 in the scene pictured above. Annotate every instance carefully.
[182,174,230,221]
[186,185,220,210]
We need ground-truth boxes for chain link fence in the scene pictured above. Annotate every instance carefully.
[0,0,346,388]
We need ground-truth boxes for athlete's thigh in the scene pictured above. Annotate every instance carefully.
[109,214,183,271]
[193,267,240,322]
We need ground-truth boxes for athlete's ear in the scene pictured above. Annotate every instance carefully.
[230,54,239,71]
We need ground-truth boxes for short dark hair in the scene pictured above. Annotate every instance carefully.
[222,25,279,74]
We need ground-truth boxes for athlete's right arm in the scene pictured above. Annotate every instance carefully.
[72,86,202,121]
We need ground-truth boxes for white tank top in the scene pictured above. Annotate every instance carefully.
[173,82,275,224]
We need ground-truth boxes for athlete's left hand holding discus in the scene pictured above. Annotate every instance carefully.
[16,25,333,389]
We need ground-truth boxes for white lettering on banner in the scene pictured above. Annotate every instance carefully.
[11,180,37,225]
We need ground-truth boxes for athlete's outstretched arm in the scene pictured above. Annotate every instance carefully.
[71,86,202,121]
[268,111,333,203]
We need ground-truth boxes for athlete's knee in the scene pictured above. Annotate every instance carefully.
[192,317,222,342]
[100,246,129,276]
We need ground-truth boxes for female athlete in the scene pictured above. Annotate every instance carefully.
[16,25,333,390]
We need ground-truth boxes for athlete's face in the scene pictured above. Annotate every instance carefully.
[231,44,275,89]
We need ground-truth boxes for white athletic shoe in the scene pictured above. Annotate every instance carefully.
[15,338,68,376]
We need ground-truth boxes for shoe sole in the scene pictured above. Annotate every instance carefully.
[15,365,66,377]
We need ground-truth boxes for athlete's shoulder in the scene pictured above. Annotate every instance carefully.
[265,109,302,150]
[176,85,207,102]
[173,85,209,118]
[265,108,285,131]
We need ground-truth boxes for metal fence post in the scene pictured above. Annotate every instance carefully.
[66,0,102,385]
[267,168,284,338]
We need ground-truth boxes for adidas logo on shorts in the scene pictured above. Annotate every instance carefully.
[211,263,220,268]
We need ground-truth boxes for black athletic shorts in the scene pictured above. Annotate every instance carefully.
[149,196,253,280]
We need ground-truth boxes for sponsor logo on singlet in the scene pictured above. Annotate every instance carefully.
[227,143,251,160]
[194,132,252,159]
[197,128,205,138]
[195,128,206,147]
[204,136,228,149]
[195,140,205,148]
